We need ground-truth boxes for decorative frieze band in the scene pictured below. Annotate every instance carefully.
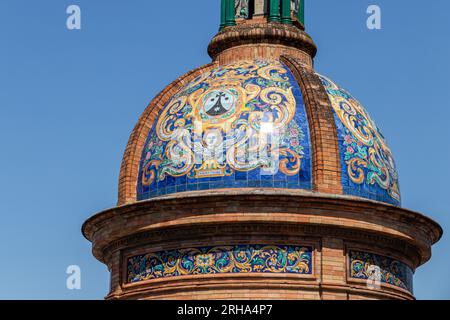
[127,244,313,283]
[349,250,414,293]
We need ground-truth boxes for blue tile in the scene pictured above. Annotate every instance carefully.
[299,181,311,189]
[234,180,248,188]
[274,181,287,188]
[167,186,176,194]
[166,175,175,185]
[261,180,274,187]
[187,183,198,191]
[235,171,248,181]
[248,180,261,187]
[198,183,209,190]
[223,180,234,188]
[210,181,225,189]
[249,169,260,179]
[149,190,158,198]
[261,173,274,181]
[223,173,234,181]
[288,182,300,189]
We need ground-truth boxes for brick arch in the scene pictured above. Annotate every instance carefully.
[281,55,343,194]
[117,63,216,205]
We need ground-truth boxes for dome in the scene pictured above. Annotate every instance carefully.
[136,59,401,206]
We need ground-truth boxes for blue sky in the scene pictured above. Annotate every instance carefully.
[0,0,449,299]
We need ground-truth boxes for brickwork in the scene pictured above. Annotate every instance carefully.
[281,56,343,194]
[215,44,312,66]
[208,23,317,63]
[321,238,346,286]
[83,189,441,300]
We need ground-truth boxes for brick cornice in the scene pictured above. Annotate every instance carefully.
[110,277,414,301]
[83,189,442,268]
[208,23,317,61]
[117,63,216,205]
[103,222,420,267]
[281,55,343,195]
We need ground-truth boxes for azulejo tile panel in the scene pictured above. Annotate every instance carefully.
[137,59,312,200]
[349,250,413,293]
[127,244,313,283]
[318,74,401,206]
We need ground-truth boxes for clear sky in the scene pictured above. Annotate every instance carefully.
[0,0,449,300]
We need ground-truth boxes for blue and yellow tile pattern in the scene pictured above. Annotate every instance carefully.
[137,60,312,200]
[319,75,401,206]
[349,250,413,292]
[127,244,313,283]
[136,59,401,207]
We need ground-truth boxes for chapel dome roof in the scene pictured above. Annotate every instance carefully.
[133,58,401,206]
[117,1,400,207]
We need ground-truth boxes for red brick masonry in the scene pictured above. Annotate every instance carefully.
[83,189,442,300]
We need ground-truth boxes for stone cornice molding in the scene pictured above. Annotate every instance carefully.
[82,189,442,267]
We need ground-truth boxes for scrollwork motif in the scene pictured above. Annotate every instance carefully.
[319,75,401,205]
[349,250,413,292]
[139,60,309,192]
[127,244,313,283]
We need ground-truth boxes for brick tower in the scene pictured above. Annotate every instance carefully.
[83,0,442,300]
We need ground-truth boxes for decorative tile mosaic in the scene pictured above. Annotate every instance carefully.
[349,250,413,292]
[127,244,313,283]
[137,60,312,200]
[318,75,401,206]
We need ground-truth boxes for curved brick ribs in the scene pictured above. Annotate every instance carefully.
[281,55,343,195]
[117,63,216,205]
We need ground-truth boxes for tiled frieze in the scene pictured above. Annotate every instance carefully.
[127,244,313,283]
[349,250,413,293]
[319,75,401,206]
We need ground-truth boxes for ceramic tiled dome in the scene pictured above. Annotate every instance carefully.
[136,59,400,206]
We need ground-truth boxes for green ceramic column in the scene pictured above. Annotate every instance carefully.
[281,0,292,24]
[225,0,236,27]
[220,0,227,30]
[269,0,281,23]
